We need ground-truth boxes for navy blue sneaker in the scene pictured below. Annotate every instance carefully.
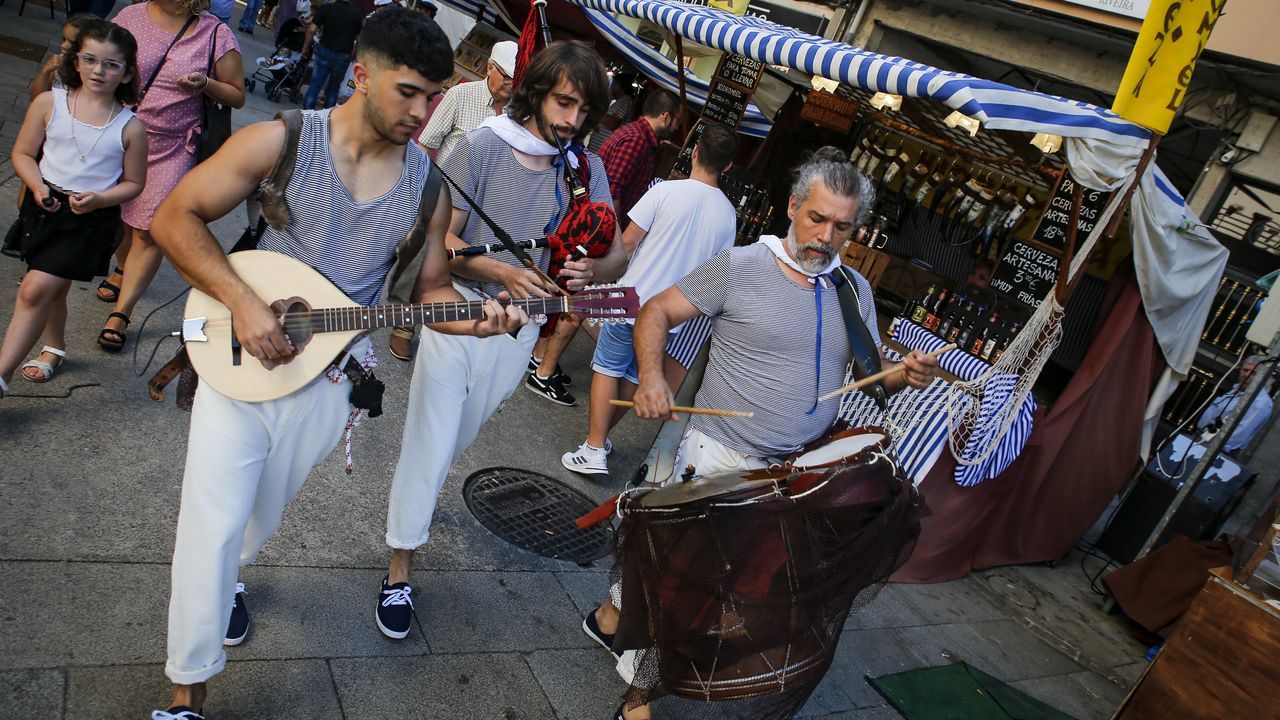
[376,576,414,639]
[224,583,248,646]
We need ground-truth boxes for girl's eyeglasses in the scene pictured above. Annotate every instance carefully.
[76,53,127,73]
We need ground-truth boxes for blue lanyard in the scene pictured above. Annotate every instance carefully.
[544,156,566,236]
[807,274,833,415]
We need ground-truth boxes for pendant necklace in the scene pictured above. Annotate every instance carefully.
[69,89,122,163]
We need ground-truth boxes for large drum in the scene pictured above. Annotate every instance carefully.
[612,426,927,718]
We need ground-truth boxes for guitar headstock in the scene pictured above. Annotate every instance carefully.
[570,284,640,324]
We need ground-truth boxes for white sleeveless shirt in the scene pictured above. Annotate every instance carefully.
[39,87,134,194]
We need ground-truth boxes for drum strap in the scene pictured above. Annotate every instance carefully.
[833,266,888,411]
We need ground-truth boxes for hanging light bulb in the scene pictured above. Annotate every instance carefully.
[869,92,903,112]
[943,110,981,137]
[1030,133,1063,154]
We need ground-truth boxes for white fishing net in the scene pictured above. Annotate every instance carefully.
[841,173,1134,469]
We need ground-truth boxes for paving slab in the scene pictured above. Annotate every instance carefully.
[0,668,64,720]
[416,569,590,653]
[525,647,629,720]
[65,659,343,720]
[895,577,1007,626]
[844,584,929,630]
[330,653,557,720]
[975,562,1146,670]
[554,569,613,619]
[0,561,169,669]
[1010,670,1128,720]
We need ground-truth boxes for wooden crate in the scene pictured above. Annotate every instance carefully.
[1112,567,1280,719]
[842,243,892,289]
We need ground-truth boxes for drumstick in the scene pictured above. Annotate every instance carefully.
[609,399,754,418]
[817,344,957,402]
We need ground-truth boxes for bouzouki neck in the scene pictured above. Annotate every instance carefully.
[308,296,571,333]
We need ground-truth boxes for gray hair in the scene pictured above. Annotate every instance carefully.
[790,146,876,227]
[1244,354,1265,367]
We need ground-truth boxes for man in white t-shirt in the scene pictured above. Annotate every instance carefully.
[561,123,739,476]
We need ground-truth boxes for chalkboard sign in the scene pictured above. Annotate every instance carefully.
[715,54,764,92]
[800,90,858,134]
[1031,170,1113,252]
[702,82,749,128]
[990,240,1061,308]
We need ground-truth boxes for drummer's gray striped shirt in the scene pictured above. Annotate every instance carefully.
[677,243,880,458]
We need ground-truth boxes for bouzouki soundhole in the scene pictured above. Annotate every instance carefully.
[280,298,314,350]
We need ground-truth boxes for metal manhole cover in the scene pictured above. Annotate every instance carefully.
[463,467,613,564]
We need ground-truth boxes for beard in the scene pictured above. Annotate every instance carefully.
[536,110,577,147]
[361,91,411,146]
[785,226,839,274]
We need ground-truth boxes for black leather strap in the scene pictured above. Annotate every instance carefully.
[833,266,887,410]
[138,14,198,107]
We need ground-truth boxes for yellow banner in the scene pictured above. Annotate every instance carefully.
[1112,0,1226,133]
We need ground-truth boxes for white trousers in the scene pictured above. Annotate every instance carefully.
[386,286,537,549]
[165,371,352,685]
[671,426,772,480]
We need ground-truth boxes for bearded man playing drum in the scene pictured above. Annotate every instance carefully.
[583,146,939,720]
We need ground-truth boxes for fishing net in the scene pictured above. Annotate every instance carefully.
[841,176,1131,470]
[612,446,927,718]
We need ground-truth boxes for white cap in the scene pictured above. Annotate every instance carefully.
[374,0,395,6]
[489,41,518,77]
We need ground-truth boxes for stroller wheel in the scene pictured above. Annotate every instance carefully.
[246,77,256,93]
[268,88,281,102]
[289,88,301,104]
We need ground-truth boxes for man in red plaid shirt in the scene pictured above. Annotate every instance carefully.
[599,89,679,221]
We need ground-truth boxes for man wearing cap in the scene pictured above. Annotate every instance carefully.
[389,40,518,361]
[302,0,365,110]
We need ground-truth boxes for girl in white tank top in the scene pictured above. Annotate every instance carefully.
[0,19,148,401]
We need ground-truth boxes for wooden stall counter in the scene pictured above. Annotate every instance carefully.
[1112,567,1280,719]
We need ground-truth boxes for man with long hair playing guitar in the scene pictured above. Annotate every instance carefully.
[145,10,527,718]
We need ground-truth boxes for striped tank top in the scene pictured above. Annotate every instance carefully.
[258,109,431,307]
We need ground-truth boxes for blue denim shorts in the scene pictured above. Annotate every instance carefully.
[591,322,640,385]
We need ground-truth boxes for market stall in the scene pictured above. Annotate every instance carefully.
[561,0,1230,581]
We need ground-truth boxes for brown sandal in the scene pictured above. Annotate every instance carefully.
[98,312,131,352]
[388,325,415,361]
[96,265,124,303]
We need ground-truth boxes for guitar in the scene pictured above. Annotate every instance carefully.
[182,250,639,403]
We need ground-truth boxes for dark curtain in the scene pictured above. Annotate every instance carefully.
[893,274,1165,582]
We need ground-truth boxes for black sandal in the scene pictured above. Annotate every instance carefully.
[97,311,131,352]
[96,265,124,303]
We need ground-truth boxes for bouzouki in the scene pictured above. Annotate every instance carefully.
[182,250,639,403]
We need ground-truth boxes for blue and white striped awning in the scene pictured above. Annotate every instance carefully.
[437,0,499,27]
[582,9,773,138]
[564,0,1152,148]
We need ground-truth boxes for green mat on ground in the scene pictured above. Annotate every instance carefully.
[868,662,1078,720]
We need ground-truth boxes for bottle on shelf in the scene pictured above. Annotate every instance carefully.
[970,311,996,356]
[993,321,1021,363]
[910,284,936,325]
[924,289,949,332]
[936,293,963,339]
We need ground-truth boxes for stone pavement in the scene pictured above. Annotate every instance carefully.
[0,4,1153,719]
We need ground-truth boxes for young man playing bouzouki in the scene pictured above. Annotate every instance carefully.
[375,40,628,640]
[146,10,527,718]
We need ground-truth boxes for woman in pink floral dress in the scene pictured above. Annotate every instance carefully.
[99,0,243,351]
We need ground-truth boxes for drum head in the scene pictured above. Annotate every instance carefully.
[638,473,781,509]
[791,432,886,470]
